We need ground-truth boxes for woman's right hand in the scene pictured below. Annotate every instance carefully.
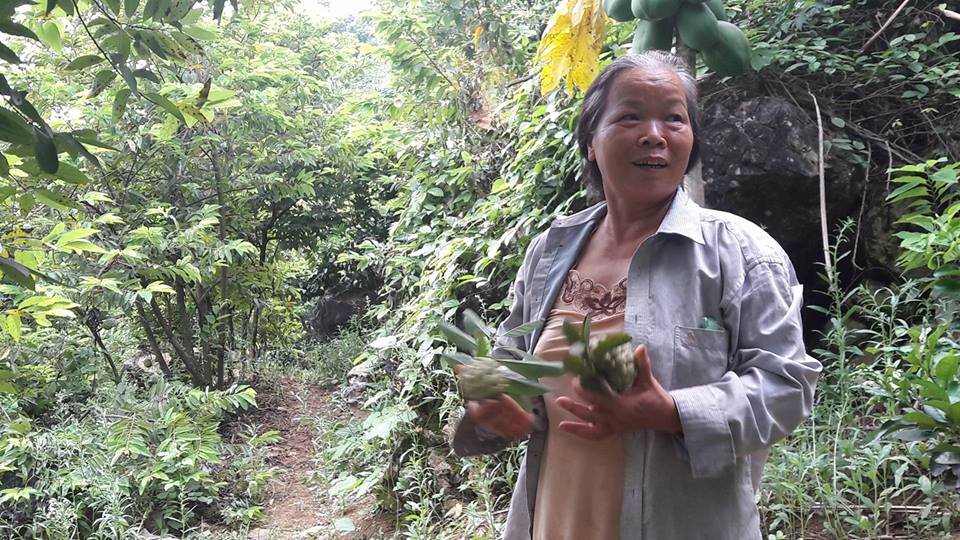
[465,395,535,441]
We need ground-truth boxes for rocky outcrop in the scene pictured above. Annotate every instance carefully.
[306,290,374,340]
[699,96,902,336]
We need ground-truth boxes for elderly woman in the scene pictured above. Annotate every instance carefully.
[453,51,821,540]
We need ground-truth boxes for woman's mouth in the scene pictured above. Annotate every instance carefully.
[632,161,668,169]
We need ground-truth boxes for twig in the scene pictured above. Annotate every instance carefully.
[809,91,834,288]
[505,73,535,88]
[851,142,871,270]
[940,5,960,22]
[858,0,913,56]
[885,140,893,194]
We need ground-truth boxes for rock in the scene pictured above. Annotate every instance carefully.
[700,96,873,337]
[122,350,165,376]
[306,290,374,339]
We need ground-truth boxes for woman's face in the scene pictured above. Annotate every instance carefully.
[587,67,694,207]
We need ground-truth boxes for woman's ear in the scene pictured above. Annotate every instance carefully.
[587,142,595,161]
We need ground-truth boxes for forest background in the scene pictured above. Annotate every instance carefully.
[0,0,958,538]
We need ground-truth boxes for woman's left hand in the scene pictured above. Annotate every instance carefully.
[555,344,682,439]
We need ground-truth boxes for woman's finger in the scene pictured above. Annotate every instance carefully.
[555,396,600,423]
[558,420,609,440]
[570,377,617,411]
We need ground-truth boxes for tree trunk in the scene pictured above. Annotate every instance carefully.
[675,38,706,206]
[149,298,205,385]
[135,300,172,377]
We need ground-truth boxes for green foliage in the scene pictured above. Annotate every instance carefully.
[887,159,960,299]
[0,378,277,536]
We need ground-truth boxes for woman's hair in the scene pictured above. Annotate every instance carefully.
[575,51,701,200]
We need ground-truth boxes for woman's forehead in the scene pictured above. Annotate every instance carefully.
[607,67,685,102]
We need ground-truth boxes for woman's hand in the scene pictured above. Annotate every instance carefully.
[555,344,682,440]
[455,365,534,441]
[465,395,535,441]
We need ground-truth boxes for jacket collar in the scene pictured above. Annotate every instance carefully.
[550,188,705,245]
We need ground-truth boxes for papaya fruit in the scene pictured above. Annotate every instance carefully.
[632,0,680,21]
[631,17,674,52]
[701,21,751,76]
[676,3,720,51]
[604,0,635,22]
[705,0,727,21]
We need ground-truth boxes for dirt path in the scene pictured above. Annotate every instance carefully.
[244,377,392,540]
[243,378,326,538]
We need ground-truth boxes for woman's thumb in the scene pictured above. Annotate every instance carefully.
[632,344,653,387]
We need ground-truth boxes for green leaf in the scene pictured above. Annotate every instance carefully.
[437,321,477,355]
[0,21,39,41]
[145,91,185,123]
[38,21,62,52]
[56,0,75,15]
[0,256,34,289]
[496,356,566,378]
[170,31,204,56]
[935,354,959,384]
[112,88,130,123]
[0,41,20,63]
[948,402,960,425]
[503,319,544,338]
[901,411,939,428]
[461,309,491,339]
[35,189,81,211]
[32,127,58,174]
[0,108,32,145]
[54,133,101,169]
[125,0,140,17]
[3,312,19,342]
[181,25,216,40]
[56,228,99,245]
[440,351,474,368]
[886,184,927,203]
[132,68,160,83]
[142,0,160,18]
[503,376,550,397]
[63,54,103,71]
[89,69,117,98]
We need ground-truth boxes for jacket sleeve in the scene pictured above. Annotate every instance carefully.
[669,258,822,478]
[452,233,547,458]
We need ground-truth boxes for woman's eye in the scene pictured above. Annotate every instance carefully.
[620,114,639,121]
[667,114,684,122]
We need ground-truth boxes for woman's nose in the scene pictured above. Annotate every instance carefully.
[636,122,666,147]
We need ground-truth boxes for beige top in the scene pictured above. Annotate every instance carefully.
[532,268,627,540]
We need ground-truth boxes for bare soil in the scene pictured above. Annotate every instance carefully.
[242,377,394,540]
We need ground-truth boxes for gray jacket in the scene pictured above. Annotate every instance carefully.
[453,188,821,540]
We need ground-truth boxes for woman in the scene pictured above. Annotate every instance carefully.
[453,51,821,540]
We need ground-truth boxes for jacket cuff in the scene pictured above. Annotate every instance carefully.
[452,411,510,457]
[670,385,736,478]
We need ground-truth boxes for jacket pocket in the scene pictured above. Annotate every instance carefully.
[671,326,730,389]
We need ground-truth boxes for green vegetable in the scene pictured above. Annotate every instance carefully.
[677,2,721,51]
[631,17,674,52]
[701,21,751,76]
[562,316,637,394]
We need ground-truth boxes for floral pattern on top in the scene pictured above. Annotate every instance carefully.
[559,269,627,318]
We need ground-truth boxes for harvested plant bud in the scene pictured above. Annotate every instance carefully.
[458,358,510,401]
[563,317,637,395]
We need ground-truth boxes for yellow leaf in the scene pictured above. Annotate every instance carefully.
[535,0,606,95]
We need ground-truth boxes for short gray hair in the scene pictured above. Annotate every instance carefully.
[575,51,701,201]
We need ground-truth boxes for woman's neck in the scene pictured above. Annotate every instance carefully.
[600,189,676,245]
